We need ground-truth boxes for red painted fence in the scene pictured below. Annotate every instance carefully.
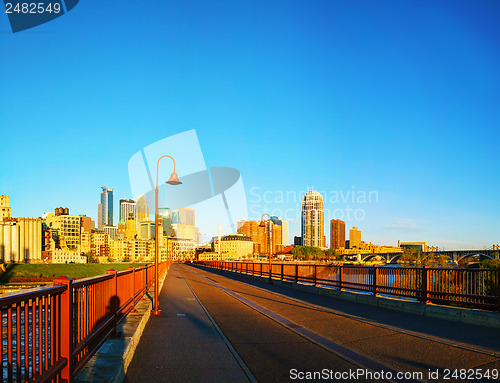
[0,262,169,383]
[197,261,500,311]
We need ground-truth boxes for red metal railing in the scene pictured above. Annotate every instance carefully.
[197,261,500,311]
[0,262,169,383]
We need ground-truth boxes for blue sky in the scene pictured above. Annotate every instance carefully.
[1,0,499,249]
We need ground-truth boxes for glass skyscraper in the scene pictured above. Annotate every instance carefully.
[99,186,114,228]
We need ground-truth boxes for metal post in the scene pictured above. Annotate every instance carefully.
[268,221,273,285]
[339,264,343,290]
[107,269,118,335]
[421,266,429,303]
[313,264,317,286]
[53,276,73,382]
[218,224,222,256]
[128,267,138,313]
[373,265,379,296]
[153,181,161,315]
[153,154,181,315]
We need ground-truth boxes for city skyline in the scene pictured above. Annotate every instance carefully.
[1,1,499,249]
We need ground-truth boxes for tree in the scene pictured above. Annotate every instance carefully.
[324,248,342,261]
[291,246,323,261]
[86,253,98,264]
[400,248,418,265]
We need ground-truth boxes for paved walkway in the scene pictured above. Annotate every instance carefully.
[125,265,252,383]
[126,263,500,383]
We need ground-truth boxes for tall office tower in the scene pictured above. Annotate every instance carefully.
[97,204,103,230]
[136,194,150,222]
[0,195,12,222]
[301,191,324,247]
[330,219,346,249]
[120,199,137,222]
[171,211,180,224]
[99,187,114,227]
[178,207,195,226]
[270,216,289,246]
[80,215,92,233]
[158,208,172,232]
[349,226,361,248]
[125,212,137,239]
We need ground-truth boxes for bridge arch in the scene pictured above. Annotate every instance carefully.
[456,253,493,262]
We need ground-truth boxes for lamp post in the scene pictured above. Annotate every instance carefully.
[153,155,182,315]
[259,213,273,284]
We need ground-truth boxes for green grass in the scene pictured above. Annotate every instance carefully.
[0,263,150,283]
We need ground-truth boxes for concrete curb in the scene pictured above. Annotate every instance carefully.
[74,273,167,383]
[199,266,500,329]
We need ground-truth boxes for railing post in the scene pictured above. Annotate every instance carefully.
[53,276,73,383]
[421,266,429,303]
[313,264,317,286]
[339,265,343,290]
[295,264,299,283]
[373,265,379,296]
[128,267,138,313]
[107,270,118,336]
[281,264,284,281]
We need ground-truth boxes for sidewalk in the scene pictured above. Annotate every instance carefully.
[125,264,252,383]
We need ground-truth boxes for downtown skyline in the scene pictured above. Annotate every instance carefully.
[1,0,499,249]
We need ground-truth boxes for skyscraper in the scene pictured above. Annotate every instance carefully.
[349,226,361,248]
[301,191,324,247]
[270,216,289,246]
[330,219,345,249]
[99,187,113,228]
[120,199,137,222]
[178,207,195,226]
[136,194,150,222]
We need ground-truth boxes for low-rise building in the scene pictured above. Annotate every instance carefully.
[213,234,253,260]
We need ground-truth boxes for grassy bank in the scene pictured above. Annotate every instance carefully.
[0,263,149,283]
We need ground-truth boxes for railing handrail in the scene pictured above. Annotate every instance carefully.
[0,285,66,306]
[0,261,170,382]
[197,261,500,312]
[71,272,115,288]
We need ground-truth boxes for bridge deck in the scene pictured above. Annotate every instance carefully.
[126,264,500,383]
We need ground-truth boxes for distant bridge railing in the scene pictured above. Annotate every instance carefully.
[0,262,169,383]
[196,261,500,312]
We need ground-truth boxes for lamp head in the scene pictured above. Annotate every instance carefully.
[259,221,266,227]
[166,172,182,185]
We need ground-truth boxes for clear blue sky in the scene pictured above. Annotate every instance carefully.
[1,0,499,249]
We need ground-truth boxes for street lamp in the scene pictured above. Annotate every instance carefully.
[259,213,273,284]
[153,155,182,315]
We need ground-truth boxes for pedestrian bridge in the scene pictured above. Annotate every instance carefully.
[1,262,499,382]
